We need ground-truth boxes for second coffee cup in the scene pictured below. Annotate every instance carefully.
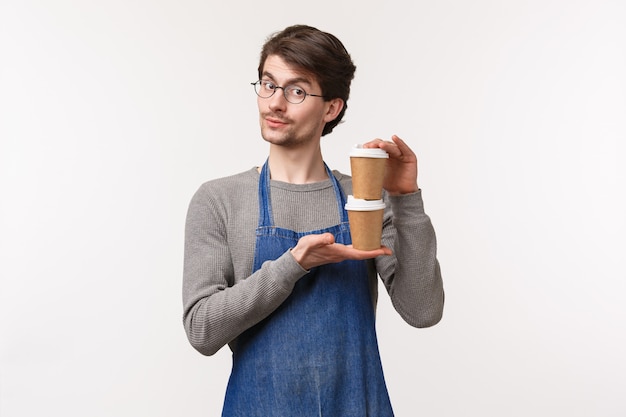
[345,195,386,251]
[350,145,389,200]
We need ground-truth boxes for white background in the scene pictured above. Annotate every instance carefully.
[1,0,625,416]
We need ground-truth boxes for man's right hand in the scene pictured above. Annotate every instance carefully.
[290,233,392,271]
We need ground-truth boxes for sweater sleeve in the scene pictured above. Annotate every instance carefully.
[376,190,444,327]
[182,182,308,356]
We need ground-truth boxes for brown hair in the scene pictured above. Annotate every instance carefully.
[258,25,357,136]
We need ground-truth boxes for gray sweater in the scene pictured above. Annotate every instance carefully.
[183,167,444,356]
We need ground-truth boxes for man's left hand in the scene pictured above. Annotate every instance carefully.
[363,135,419,195]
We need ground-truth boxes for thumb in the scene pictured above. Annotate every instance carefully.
[318,232,335,246]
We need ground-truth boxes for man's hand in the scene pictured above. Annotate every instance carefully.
[290,233,392,271]
[363,135,419,195]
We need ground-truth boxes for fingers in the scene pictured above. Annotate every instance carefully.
[390,135,416,158]
[363,135,415,160]
[329,244,392,261]
[350,245,393,258]
[362,138,385,148]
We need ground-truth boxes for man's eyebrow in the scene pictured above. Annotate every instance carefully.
[262,71,313,86]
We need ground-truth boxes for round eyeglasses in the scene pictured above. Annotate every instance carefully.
[251,80,325,104]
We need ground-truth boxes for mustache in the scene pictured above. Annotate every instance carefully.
[262,113,291,123]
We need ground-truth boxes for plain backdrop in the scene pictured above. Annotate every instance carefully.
[1,0,625,416]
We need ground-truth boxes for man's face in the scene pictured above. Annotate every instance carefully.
[257,55,339,148]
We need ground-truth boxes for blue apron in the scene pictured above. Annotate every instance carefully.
[222,161,394,417]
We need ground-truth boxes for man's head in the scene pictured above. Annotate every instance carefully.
[258,25,356,136]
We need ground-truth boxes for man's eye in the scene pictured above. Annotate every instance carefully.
[289,87,305,96]
[262,81,276,90]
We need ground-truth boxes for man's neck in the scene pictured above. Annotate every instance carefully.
[265,144,327,184]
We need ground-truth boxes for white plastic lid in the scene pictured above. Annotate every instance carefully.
[349,144,389,158]
[344,195,386,211]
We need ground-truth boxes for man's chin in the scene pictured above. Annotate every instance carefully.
[261,130,291,146]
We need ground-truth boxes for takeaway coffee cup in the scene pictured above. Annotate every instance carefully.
[350,145,389,200]
[344,195,386,251]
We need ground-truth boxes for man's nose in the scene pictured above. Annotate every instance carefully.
[268,88,288,110]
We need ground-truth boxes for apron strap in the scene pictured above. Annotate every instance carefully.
[257,160,273,228]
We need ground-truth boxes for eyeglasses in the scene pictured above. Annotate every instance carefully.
[251,80,325,104]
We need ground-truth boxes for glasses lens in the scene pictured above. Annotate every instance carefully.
[254,81,274,98]
[284,86,306,104]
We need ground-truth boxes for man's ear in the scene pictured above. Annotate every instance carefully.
[323,98,345,123]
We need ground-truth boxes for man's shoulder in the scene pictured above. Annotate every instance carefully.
[200,167,259,191]
[331,169,353,193]
[331,169,350,181]
[192,167,259,204]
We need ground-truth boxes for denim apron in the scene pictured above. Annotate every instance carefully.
[221,161,394,417]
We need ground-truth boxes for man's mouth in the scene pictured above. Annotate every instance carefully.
[264,115,289,128]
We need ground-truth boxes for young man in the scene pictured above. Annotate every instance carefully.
[183,25,444,416]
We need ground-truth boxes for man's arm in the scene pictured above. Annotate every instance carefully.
[377,191,444,327]
[365,135,444,327]
[182,182,306,356]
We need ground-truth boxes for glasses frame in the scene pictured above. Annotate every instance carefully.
[251,80,325,104]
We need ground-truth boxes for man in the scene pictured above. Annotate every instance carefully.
[183,24,444,416]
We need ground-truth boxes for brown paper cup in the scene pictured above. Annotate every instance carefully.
[345,196,385,251]
[349,146,389,200]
